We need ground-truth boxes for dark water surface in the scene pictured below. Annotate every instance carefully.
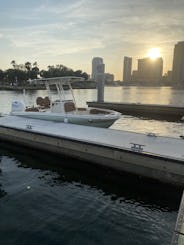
[0,144,182,245]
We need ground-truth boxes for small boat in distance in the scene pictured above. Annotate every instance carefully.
[10,76,121,128]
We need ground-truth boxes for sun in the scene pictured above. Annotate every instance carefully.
[148,48,161,60]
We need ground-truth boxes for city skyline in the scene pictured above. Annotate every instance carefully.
[122,41,184,85]
[0,0,184,80]
[131,57,163,82]
[172,41,184,84]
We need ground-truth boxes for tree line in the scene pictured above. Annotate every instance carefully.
[0,61,89,86]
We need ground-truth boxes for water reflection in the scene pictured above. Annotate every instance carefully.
[168,87,184,105]
[0,142,182,211]
[104,86,184,106]
[0,185,6,198]
[0,156,7,198]
[112,115,184,137]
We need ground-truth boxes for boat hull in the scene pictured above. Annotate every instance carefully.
[10,111,120,128]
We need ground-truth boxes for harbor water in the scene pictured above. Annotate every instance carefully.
[0,86,184,245]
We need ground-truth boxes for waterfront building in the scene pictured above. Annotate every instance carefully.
[123,56,132,82]
[91,57,105,81]
[172,41,184,86]
[166,71,173,83]
[131,70,139,82]
[136,57,163,82]
[162,71,173,84]
[104,73,114,85]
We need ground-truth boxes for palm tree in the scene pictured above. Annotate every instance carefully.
[11,60,16,69]
[25,62,32,71]
[33,61,38,68]
[25,62,32,79]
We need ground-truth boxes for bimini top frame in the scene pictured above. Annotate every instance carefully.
[29,76,85,107]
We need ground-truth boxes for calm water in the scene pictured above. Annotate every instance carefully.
[0,86,184,244]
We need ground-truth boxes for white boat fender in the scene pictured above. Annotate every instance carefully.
[64,118,68,123]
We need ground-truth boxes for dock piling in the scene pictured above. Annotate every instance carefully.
[97,64,105,102]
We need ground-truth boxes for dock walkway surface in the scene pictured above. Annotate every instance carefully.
[0,115,184,186]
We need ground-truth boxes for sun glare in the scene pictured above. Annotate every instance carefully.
[148,48,161,60]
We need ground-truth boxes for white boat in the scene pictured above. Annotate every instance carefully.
[10,76,121,128]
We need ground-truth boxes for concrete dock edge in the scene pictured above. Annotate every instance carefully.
[0,125,184,187]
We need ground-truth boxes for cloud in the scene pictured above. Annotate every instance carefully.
[4,23,104,57]
[0,0,184,79]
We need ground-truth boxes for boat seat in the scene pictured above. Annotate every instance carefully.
[36,96,50,109]
[90,108,110,114]
[43,96,50,108]
[36,97,44,106]
[25,107,39,112]
[64,102,76,113]
[77,108,87,111]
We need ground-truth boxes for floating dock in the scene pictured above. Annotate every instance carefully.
[87,102,184,121]
[171,191,184,244]
[0,115,184,187]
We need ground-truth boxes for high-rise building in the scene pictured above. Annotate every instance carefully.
[91,57,105,81]
[172,41,184,85]
[104,73,114,84]
[136,57,163,82]
[123,56,132,82]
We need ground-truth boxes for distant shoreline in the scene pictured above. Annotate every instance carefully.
[0,84,97,91]
[0,85,46,91]
[0,83,183,91]
[122,81,184,88]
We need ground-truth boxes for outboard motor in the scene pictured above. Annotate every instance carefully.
[11,101,25,112]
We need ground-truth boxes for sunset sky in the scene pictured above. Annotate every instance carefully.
[0,0,183,80]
